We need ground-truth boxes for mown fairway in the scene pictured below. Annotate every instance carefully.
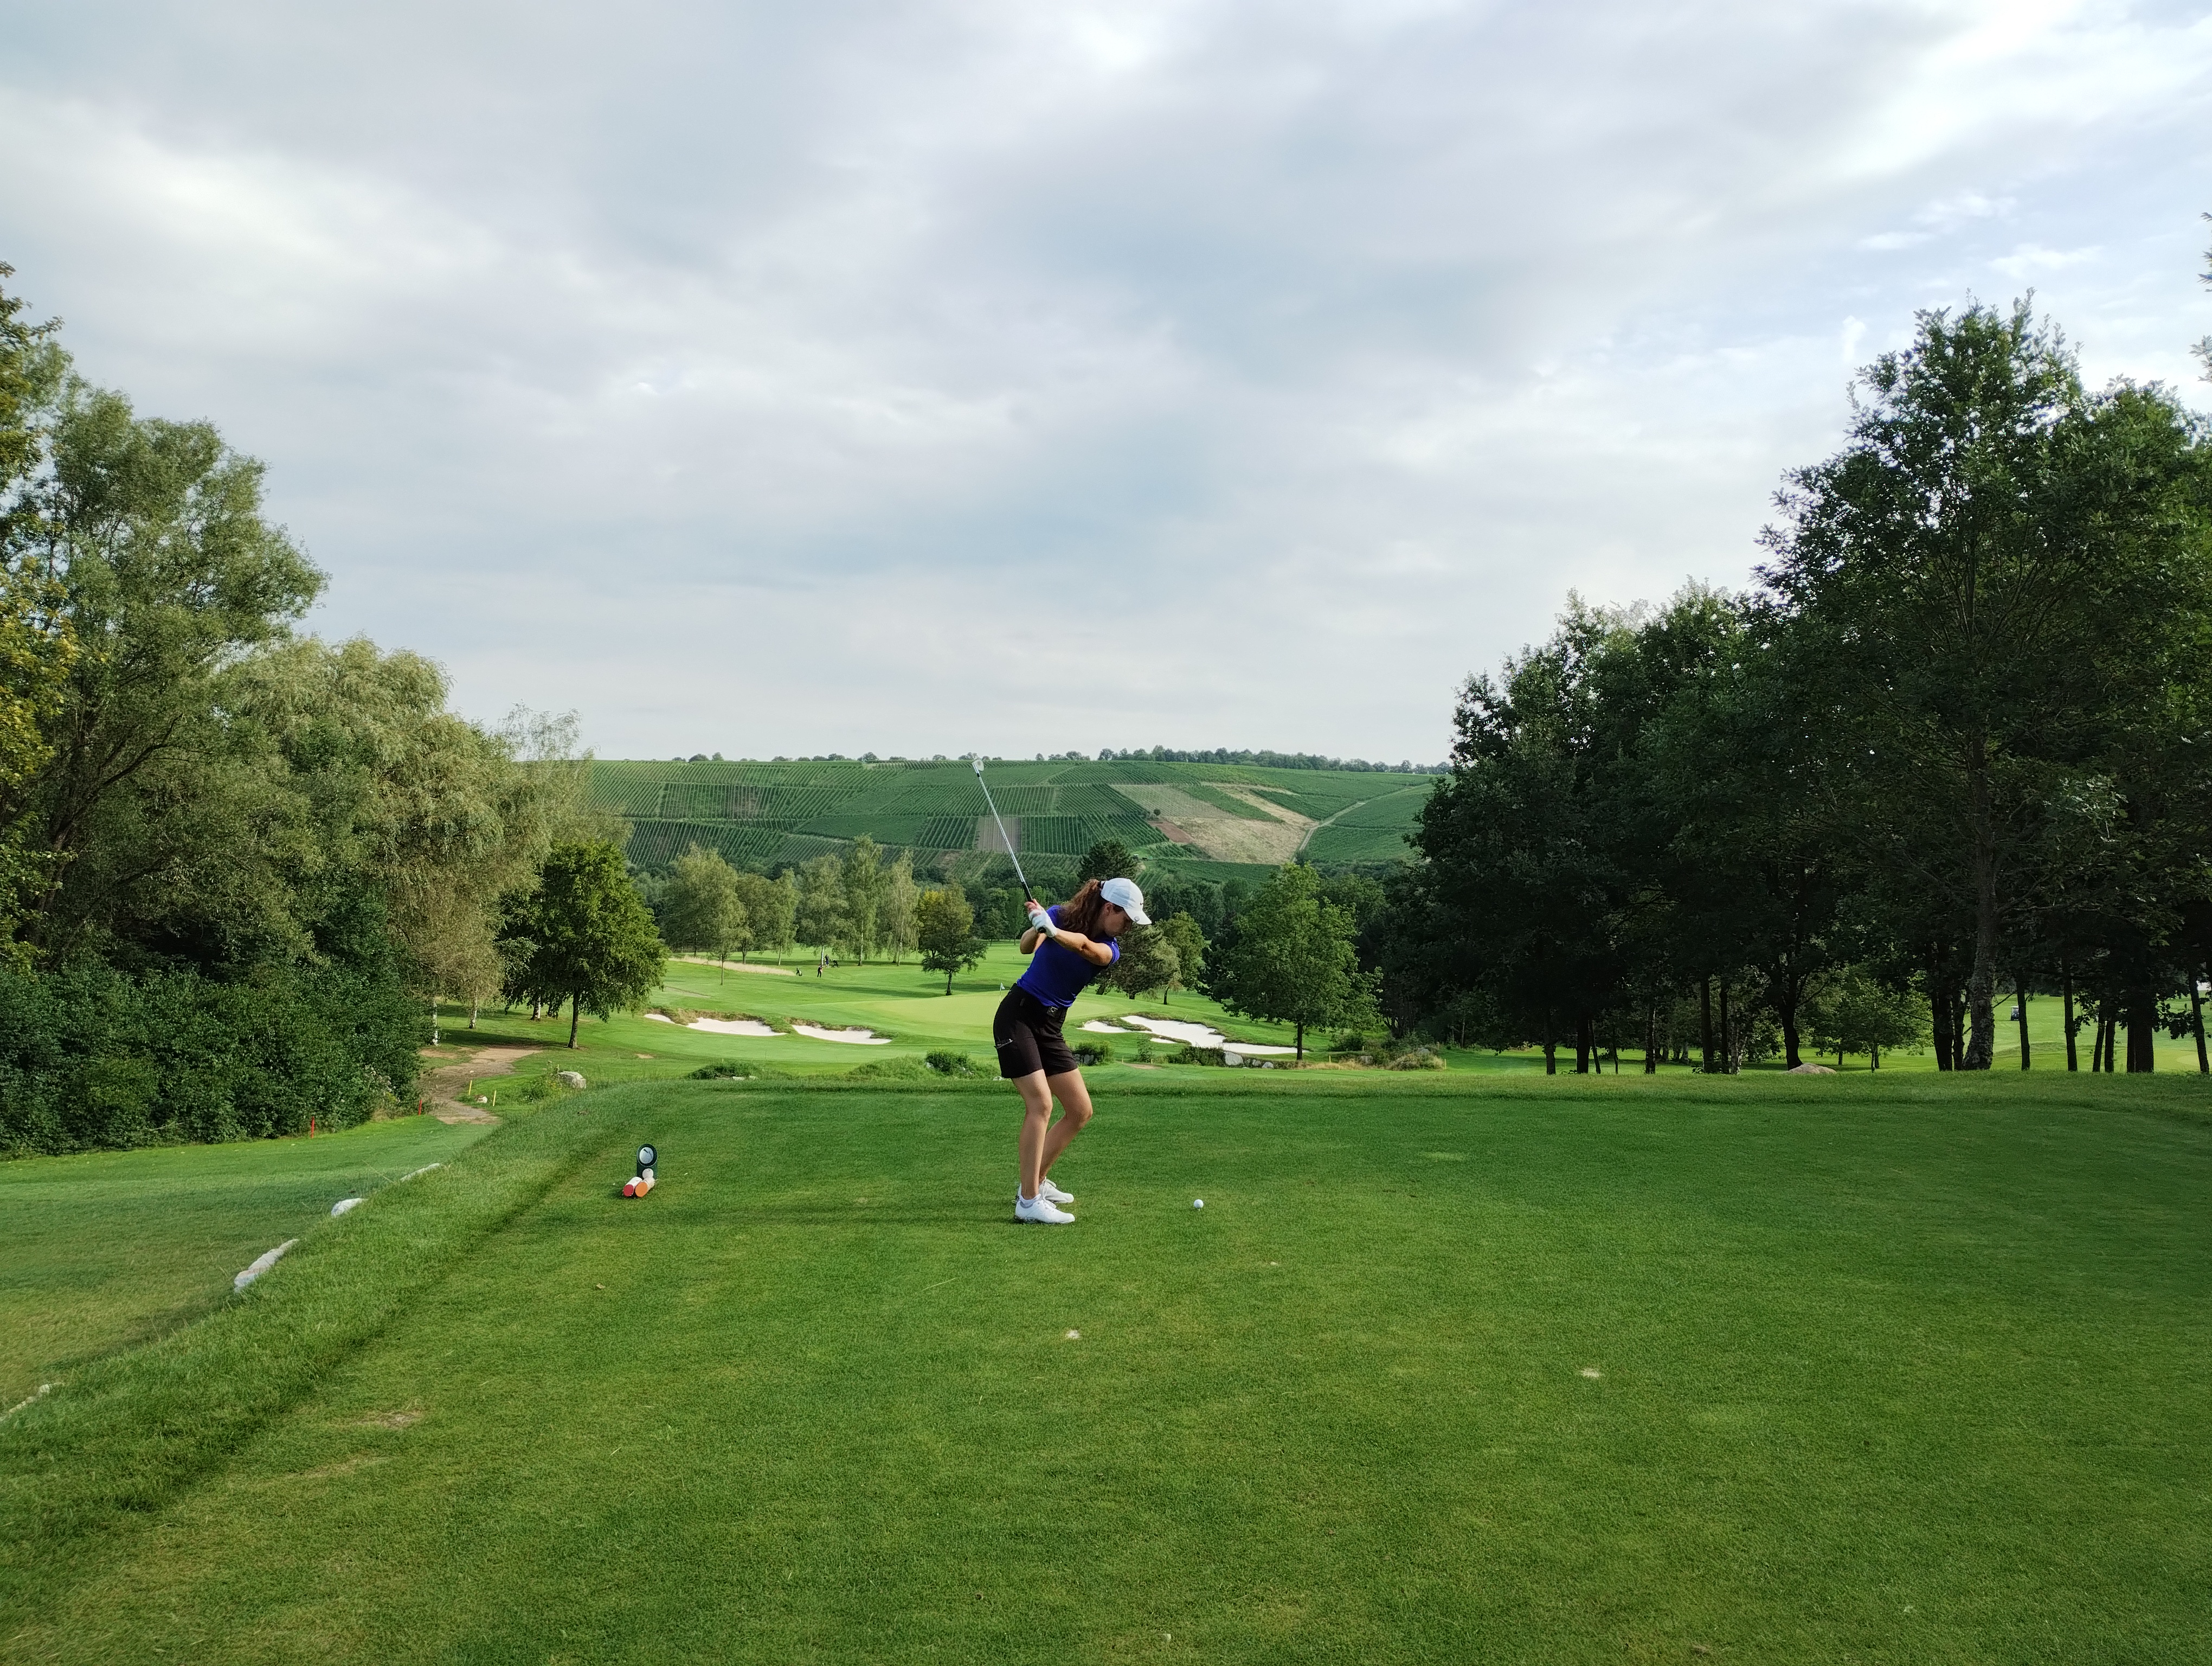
[3,1074,2207,1664]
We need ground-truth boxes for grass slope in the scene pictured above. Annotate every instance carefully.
[0,1116,490,1409]
[4,1073,2207,1663]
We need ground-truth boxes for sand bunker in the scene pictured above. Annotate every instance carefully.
[1081,1019,1134,1034]
[1117,1015,1296,1055]
[648,1012,781,1036]
[791,1023,892,1045]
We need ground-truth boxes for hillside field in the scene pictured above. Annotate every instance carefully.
[2,1072,2207,1663]
[592,757,1436,882]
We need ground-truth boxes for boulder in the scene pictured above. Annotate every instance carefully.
[555,1070,587,1090]
[1787,1062,1836,1074]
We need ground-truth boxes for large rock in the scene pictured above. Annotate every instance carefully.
[555,1070,587,1090]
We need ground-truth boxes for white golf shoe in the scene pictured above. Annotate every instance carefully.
[1036,1175,1075,1204]
[1015,1191,1075,1225]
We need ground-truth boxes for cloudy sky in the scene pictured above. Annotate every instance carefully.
[3,1,2209,762]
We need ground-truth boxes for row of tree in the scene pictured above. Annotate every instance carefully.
[1380,298,2212,1072]
[0,265,639,1150]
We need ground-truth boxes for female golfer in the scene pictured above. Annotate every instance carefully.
[996,875,1148,1223]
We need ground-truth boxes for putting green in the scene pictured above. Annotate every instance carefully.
[4,1074,2208,1663]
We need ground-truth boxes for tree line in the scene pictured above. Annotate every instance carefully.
[0,266,659,1151]
[1380,299,2212,1074]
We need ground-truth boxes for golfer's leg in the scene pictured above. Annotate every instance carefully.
[1015,1072,1054,1199]
[1038,1069,1095,1176]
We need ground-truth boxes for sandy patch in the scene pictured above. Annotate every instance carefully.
[1081,1020,1134,1034]
[1117,1015,1296,1055]
[684,1016,781,1037]
[791,1023,892,1045]
[1148,818,1197,845]
[414,1043,541,1124]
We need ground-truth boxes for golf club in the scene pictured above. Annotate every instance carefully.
[970,757,1036,902]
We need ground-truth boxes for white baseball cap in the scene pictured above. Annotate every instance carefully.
[1099,876,1150,924]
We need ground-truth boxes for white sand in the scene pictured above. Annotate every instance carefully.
[1081,1019,1134,1034]
[1117,1015,1297,1055]
[792,1023,892,1045]
[686,1017,781,1037]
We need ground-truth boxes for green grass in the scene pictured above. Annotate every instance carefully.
[3,1072,2208,1662]
[0,1115,491,1410]
[462,940,1329,1091]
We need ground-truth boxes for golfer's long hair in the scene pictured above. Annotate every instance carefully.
[1056,879,1113,937]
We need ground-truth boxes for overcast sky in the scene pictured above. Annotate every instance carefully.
[3,1,2209,762]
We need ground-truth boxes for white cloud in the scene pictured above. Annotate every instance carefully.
[0,0,2207,760]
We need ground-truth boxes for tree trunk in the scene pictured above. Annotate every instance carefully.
[2062,964,2078,1072]
[1932,968,1953,1071]
[429,997,439,1048]
[2126,991,2155,1072]
[1780,985,1801,1069]
[1962,751,1999,1071]
[1295,1021,1304,1062]
[2092,1009,2108,1072]
[2015,977,2030,1071]
[1574,1013,1592,1074]
[1870,1041,1880,1071]
[1543,1008,1557,1075]
[1718,980,1734,1074]
[2194,971,2208,1076]
[568,997,583,1049]
[1699,978,1715,1075]
[1644,1005,1657,1074]
[469,998,479,1031]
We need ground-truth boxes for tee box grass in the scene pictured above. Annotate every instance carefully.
[3,1071,2207,1663]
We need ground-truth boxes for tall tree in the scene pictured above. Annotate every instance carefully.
[838,836,883,960]
[878,851,919,962]
[663,844,746,963]
[794,854,845,952]
[1155,912,1207,1004]
[511,840,666,1047]
[916,886,986,994]
[1212,862,1378,1060]
[1077,838,1136,883]
[1760,302,2212,1067]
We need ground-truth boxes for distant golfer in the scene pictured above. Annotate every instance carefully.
[996,876,1148,1223]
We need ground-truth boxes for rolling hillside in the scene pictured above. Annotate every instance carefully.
[593,757,1434,881]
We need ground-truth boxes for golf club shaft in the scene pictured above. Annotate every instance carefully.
[970,761,1035,901]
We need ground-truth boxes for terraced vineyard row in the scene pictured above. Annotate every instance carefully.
[594,758,1436,877]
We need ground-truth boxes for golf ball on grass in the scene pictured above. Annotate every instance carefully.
[1192,1199,1204,1210]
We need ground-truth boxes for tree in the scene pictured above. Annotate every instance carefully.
[839,836,884,960]
[794,854,845,953]
[916,886,987,993]
[1078,838,1136,883]
[514,840,665,1047]
[1156,912,1207,1004]
[878,851,919,962]
[1212,862,1378,1059]
[1804,966,1927,1069]
[663,844,746,963]
[1759,300,2212,1067]
[1102,924,1180,1002]
[732,869,795,962]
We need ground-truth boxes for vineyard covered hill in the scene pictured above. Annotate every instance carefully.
[591,758,1433,881]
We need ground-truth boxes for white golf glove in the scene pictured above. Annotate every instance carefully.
[1027,902,1054,936]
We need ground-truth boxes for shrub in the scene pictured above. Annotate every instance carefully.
[687,1060,788,1081]
[1331,1031,1370,1054]
[1169,1043,1232,1067]
[846,1056,936,1082]
[923,1050,986,1077]
[1381,1046,1444,1071]
[1070,1040,1115,1067]
[0,957,421,1156]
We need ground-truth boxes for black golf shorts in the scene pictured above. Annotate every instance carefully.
[994,986,1078,1080]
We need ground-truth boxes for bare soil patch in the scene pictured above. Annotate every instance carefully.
[413,1043,542,1124]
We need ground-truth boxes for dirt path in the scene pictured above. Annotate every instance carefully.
[411,1043,543,1124]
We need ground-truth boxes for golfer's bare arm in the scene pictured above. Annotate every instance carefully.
[1019,923,1115,966]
